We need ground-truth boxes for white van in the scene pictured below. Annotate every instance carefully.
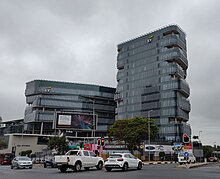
[178,152,196,164]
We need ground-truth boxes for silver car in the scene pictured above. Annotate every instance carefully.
[11,156,33,169]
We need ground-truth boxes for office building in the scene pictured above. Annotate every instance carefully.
[115,25,191,143]
[24,80,116,137]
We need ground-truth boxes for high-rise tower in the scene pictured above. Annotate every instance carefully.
[115,25,191,143]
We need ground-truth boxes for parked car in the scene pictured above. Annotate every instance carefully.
[11,156,33,169]
[44,158,57,168]
[178,152,196,164]
[55,150,104,172]
[104,153,142,172]
[208,157,218,162]
[0,153,15,165]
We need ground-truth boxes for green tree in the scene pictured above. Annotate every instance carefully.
[108,116,158,153]
[0,139,7,149]
[203,145,214,158]
[19,150,32,156]
[48,136,69,154]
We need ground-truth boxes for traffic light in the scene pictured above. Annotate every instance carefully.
[97,139,101,146]
[101,139,105,146]
[193,135,199,139]
[183,133,190,143]
[80,142,83,149]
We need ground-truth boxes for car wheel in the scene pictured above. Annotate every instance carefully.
[59,166,67,173]
[44,163,47,168]
[137,162,142,170]
[106,168,112,172]
[122,163,128,171]
[96,161,103,170]
[11,165,14,169]
[74,162,81,172]
[29,166,33,169]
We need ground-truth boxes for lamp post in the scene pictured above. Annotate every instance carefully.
[92,99,96,145]
[148,110,153,162]
[86,98,96,145]
[198,130,202,162]
[213,142,217,158]
[199,130,202,142]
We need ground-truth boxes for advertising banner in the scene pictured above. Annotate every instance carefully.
[55,112,96,130]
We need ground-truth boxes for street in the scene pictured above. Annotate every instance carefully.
[0,163,220,179]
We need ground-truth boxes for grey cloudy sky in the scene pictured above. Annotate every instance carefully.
[0,0,219,145]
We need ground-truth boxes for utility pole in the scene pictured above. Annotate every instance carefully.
[148,110,153,162]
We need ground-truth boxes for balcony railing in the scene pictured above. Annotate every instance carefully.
[161,34,186,50]
[160,48,188,70]
[179,79,190,97]
[117,61,124,70]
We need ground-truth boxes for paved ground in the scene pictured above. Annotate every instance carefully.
[1,162,220,179]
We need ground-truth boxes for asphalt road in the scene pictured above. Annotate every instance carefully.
[0,163,220,179]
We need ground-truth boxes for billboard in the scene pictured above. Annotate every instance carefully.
[55,112,96,130]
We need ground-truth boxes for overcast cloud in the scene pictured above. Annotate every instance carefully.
[0,0,219,145]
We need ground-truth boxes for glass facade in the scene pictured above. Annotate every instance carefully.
[24,80,116,137]
[115,25,191,143]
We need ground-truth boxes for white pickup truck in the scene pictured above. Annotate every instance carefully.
[54,150,104,172]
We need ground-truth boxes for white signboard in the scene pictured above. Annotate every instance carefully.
[58,115,71,125]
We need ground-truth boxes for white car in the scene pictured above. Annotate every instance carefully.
[178,152,196,164]
[104,153,142,172]
[11,156,33,169]
[55,150,104,172]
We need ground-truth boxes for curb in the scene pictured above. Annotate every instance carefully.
[187,163,208,169]
[143,161,176,165]
[33,164,44,167]
[176,162,208,169]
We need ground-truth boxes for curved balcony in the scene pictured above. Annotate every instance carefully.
[117,61,124,70]
[161,34,186,50]
[161,79,190,98]
[114,92,123,102]
[161,63,185,78]
[170,66,185,79]
[178,79,190,98]
[177,98,191,112]
[116,71,125,81]
[160,48,188,70]
[177,108,189,121]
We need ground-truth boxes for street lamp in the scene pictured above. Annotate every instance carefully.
[148,110,153,162]
[90,99,96,145]
[213,142,217,158]
[199,130,202,142]
[86,98,96,145]
[199,130,203,162]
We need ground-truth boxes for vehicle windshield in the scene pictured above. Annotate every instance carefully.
[109,154,122,158]
[67,151,78,155]
[178,153,184,157]
[17,157,31,161]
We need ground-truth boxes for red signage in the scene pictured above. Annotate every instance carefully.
[184,143,192,150]
[84,143,92,151]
